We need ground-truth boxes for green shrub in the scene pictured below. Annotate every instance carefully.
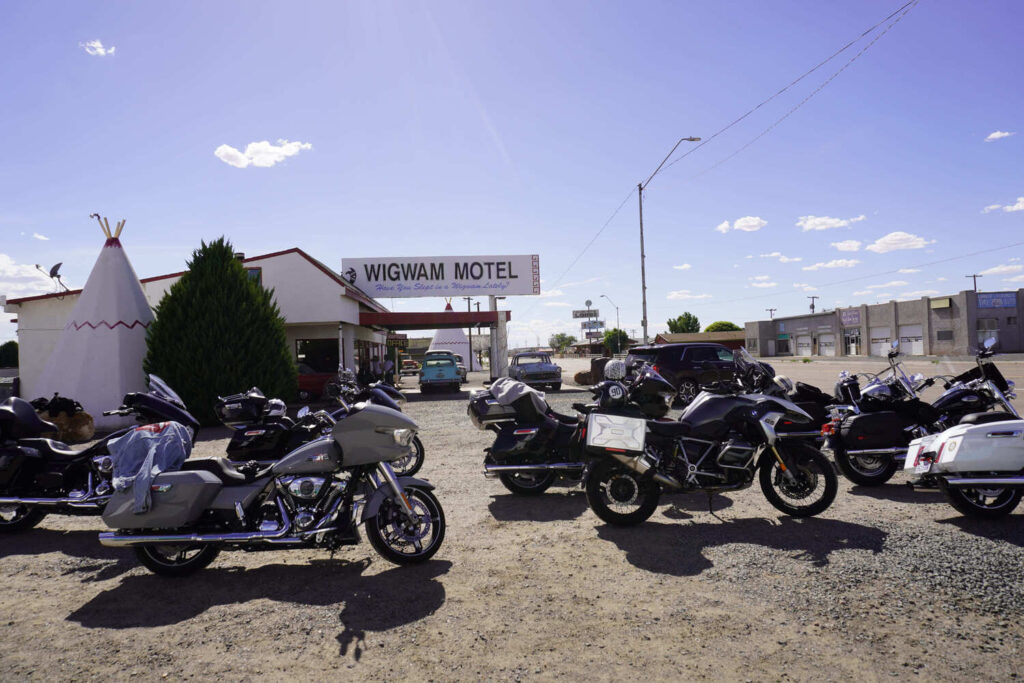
[143,238,297,425]
[0,340,16,368]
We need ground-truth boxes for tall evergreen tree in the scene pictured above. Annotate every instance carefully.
[0,340,17,368]
[144,238,297,425]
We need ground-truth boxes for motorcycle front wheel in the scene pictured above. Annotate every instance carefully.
[585,459,660,526]
[134,544,220,577]
[391,436,425,477]
[759,443,837,517]
[939,480,1022,519]
[366,486,445,565]
[832,441,899,486]
[498,471,556,495]
[0,504,47,533]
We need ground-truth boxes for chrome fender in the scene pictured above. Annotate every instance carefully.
[360,477,435,522]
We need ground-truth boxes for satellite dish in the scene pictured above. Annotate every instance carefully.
[585,299,592,307]
[49,262,62,279]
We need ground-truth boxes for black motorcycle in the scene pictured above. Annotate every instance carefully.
[584,359,838,526]
[0,375,198,532]
[826,339,1018,486]
[468,365,676,495]
[217,379,425,477]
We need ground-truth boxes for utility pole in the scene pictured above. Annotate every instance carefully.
[807,296,819,314]
[766,308,776,320]
[462,296,473,371]
[601,294,620,353]
[965,274,983,292]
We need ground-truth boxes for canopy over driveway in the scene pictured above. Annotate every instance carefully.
[359,310,510,330]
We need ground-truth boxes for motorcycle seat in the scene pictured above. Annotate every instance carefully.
[572,403,597,415]
[647,420,691,438]
[181,458,272,486]
[960,412,1019,426]
[18,437,79,460]
[547,409,579,425]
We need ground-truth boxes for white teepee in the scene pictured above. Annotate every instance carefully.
[34,217,155,429]
[428,301,479,371]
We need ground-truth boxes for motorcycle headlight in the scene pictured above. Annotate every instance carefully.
[391,428,415,446]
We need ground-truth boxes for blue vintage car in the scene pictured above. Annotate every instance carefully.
[419,357,461,393]
[508,352,562,391]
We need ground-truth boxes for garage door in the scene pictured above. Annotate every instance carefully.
[869,327,891,357]
[899,324,924,355]
[818,333,837,357]
[796,335,813,357]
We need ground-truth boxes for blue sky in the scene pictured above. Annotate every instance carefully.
[1,0,1022,347]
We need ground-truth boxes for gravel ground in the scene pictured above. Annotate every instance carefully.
[2,358,1023,681]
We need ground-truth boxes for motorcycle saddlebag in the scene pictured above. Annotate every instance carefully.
[214,392,268,428]
[102,470,221,530]
[930,420,1024,473]
[585,413,646,457]
[838,411,917,450]
[467,390,517,429]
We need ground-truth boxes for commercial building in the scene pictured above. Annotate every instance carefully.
[745,289,1024,357]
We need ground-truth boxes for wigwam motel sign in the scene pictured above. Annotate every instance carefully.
[341,255,540,298]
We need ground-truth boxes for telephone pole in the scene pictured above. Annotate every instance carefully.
[807,296,819,314]
[766,308,776,320]
[462,296,473,371]
[965,274,983,292]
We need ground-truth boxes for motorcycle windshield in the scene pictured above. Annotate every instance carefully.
[148,374,186,408]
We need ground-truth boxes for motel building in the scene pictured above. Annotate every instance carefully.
[744,289,1024,358]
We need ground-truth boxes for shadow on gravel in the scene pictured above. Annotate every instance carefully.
[0,528,136,582]
[846,483,946,504]
[936,515,1024,548]
[488,492,589,521]
[405,389,471,403]
[660,492,735,519]
[596,517,886,577]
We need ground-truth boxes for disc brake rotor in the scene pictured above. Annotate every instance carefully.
[607,474,639,505]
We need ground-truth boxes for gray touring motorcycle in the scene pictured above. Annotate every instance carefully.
[98,402,444,576]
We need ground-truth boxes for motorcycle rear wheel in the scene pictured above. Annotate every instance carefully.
[832,442,899,487]
[498,471,556,495]
[0,505,47,533]
[134,544,220,577]
[391,436,425,477]
[585,459,660,526]
[366,486,445,565]
[940,480,1022,519]
[759,443,837,517]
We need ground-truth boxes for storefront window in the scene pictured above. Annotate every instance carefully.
[844,328,861,356]
[977,318,999,346]
[296,339,338,373]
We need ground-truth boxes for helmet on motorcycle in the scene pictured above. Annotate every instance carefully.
[604,360,626,381]
[265,398,287,418]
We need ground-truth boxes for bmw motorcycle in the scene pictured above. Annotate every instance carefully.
[0,375,198,532]
[98,400,444,576]
[584,358,838,526]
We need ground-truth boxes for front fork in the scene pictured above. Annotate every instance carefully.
[374,462,417,520]
[761,418,798,484]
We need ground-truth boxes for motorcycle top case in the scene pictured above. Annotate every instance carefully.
[927,420,1024,473]
[585,413,646,456]
[838,410,917,450]
[102,470,221,530]
[467,389,517,429]
[214,392,268,428]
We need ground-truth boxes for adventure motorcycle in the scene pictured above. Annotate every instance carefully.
[826,338,1018,486]
[468,363,676,495]
[584,357,838,526]
[905,417,1024,518]
[98,400,444,576]
[0,375,198,532]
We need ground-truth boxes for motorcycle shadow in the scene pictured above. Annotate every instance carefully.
[488,492,589,522]
[596,516,886,577]
[0,528,136,582]
[936,515,1024,548]
[660,492,735,520]
[406,389,471,403]
[846,483,946,504]
[67,557,451,658]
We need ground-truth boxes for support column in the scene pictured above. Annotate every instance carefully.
[489,295,508,381]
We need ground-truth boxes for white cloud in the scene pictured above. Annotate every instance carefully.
[672,264,692,270]
[1011,257,1022,262]
[1004,274,1024,283]
[796,214,866,231]
[542,301,572,307]
[750,275,771,281]
[802,259,860,271]
[750,282,777,288]
[760,251,802,263]
[715,216,765,234]
[864,231,935,253]
[214,139,312,168]
[865,280,909,289]
[899,290,940,298]
[982,204,1002,214]
[667,290,712,300]
[80,39,115,56]
[32,233,49,241]
[980,264,1024,276]
[936,276,948,281]
[984,131,1015,142]
[852,290,871,296]
[792,283,817,292]
[830,240,861,252]
[0,254,59,298]
[537,289,565,298]
[1004,197,1024,212]
[560,276,605,288]
[897,268,920,274]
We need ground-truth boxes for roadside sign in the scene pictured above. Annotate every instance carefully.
[573,309,599,319]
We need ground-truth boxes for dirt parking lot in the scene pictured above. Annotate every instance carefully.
[2,356,1023,681]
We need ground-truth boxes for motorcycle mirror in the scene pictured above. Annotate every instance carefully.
[297,406,310,418]
[984,337,996,350]
[891,340,900,349]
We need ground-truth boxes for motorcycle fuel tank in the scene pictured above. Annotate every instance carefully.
[272,437,340,475]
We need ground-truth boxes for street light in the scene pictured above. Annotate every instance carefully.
[638,135,701,345]
[600,294,620,354]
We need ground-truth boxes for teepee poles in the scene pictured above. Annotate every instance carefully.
[90,213,126,239]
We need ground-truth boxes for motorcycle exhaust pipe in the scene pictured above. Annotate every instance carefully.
[483,462,584,476]
[606,452,683,491]
[99,500,294,548]
[943,476,1024,488]
[0,494,106,508]
[844,447,908,457]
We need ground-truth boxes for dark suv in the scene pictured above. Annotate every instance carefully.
[625,343,736,404]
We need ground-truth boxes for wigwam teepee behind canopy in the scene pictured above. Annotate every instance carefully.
[428,300,479,371]
[34,216,155,429]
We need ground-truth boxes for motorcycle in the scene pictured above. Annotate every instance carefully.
[826,338,1018,486]
[98,399,445,576]
[468,362,676,495]
[217,373,425,477]
[584,355,838,526]
[905,417,1024,518]
[0,375,199,532]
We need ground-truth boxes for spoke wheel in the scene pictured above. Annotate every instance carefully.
[366,486,445,565]
[391,436,425,477]
[134,544,220,577]
[759,443,837,517]
[585,459,660,526]
[0,504,46,533]
[498,470,556,495]
[832,441,899,486]
[940,480,1022,519]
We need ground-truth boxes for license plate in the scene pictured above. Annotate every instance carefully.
[914,460,932,474]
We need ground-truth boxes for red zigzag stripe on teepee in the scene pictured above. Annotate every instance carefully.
[66,320,153,331]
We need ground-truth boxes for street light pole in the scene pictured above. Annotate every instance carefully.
[601,294,620,354]
[638,136,701,345]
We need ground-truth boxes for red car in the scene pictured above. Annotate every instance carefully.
[297,363,335,401]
